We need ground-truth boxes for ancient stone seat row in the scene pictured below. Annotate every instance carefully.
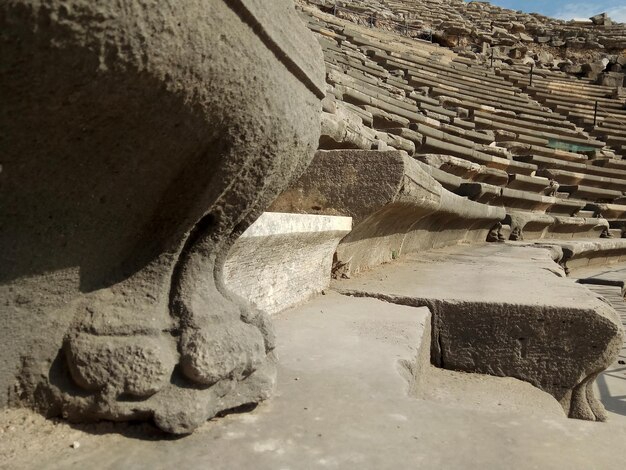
[303,4,626,243]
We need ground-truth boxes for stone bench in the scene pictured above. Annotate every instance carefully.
[384,55,510,91]
[438,122,496,146]
[515,111,575,129]
[503,142,589,163]
[415,154,509,186]
[559,185,623,202]
[427,86,553,120]
[514,154,595,176]
[459,183,555,212]
[415,160,464,191]
[408,71,532,107]
[583,160,626,180]
[538,168,626,193]
[334,243,624,422]
[271,149,504,276]
[586,202,626,220]
[505,211,609,240]
[473,110,585,141]
[419,136,537,175]
[507,174,551,193]
[540,196,588,216]
[530,239,626,274]
[592,158,626,172]
[475,117,601,151]
[224,212,352,315]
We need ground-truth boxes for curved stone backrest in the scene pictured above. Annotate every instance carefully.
[271,149,505,276]
[0,0,324,434]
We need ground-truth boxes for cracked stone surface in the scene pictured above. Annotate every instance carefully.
[333,243,624,421]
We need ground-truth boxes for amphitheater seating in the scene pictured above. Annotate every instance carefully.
[500,67,626,159]
[299,5,623,242]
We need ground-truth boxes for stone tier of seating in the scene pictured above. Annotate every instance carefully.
[300,6,624,242]
[500,67,626,160]
[334,243,623,422]
[306,0,626,63]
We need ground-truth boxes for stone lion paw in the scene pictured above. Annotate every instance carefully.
[64,333,177,398]
[179,320,267,386]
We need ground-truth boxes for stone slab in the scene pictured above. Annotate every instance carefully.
[525,239,626,274]
[333,243,624,421]
[224,212,352,315]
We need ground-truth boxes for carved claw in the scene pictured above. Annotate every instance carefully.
[179,320,266,385]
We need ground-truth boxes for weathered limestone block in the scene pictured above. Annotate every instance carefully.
[535,239,626,274]
[504,211,554,240]
[335,244,624,422]
[0,0,324,434]
[319,107,379,150]
[271,150,504,276]
[505,211,609,240]
[224,212,352,315]
[507,174,551,194]
[415,154,509,186]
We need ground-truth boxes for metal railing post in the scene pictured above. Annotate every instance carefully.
[594,100,599,127]
[529,63,534,87]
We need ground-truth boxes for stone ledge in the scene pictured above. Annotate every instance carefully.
[224,212,351,315]
[505,210,609,240]
[333,243,624,421]
[525,239,626,274]
[271,149,504,276]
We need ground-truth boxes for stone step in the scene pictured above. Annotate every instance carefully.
[546,196,589,216]
[473,110,584,140]
[526,239,626,275]
[426,86,554,121]
[506,174,551,193]
[500,141,589,163]
[419,136,536,175]
[586,203,626,220]
[271,149,504,277]
[475,115,602,149]
[505,211,609,241]
[382,54,512,91]
[538,168,626,193]
[459,182,556,212]
[594,159,626,172]
[333,243,623,422]
[577,210,597,218]
[415,154,509,186]
[415,160,464,192]
[514,154,626,182]
[407,71,533,108]
[559,185,623,202]
[516,111,577,130]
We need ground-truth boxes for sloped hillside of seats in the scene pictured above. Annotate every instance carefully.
[498,66,626,234]
[297,4,626,245]
[306,0,626,64]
